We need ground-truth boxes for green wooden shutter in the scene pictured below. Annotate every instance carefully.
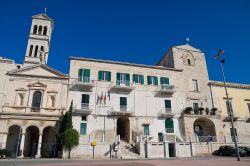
[116,73,120,85]
[147,76,151,85]
[80,123,87,135]
[133,74,137,83]
[141,75,144,84]
[155,76,158,85]
[144,125,149,135]
[165,100,171,108]
[107,71,111,81]
[98,71,102,81]
[126,74,130,86]
[165,118,174,129]
[78,69,83,82]
[85,69,90,77]
[160,77,169,85]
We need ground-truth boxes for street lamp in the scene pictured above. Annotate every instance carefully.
[214,49,240,161]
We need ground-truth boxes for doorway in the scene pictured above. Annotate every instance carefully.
[116,118,130,142]
[24,126,39,157]
[169,143,176,157]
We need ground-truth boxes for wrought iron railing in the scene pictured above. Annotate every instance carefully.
[116,80,131,86]
[120,106,127,112]
[165,128,174,133]
[78,76,90,83]
[160,84,175,91]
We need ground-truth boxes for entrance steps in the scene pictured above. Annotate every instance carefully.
[119,140,140,159]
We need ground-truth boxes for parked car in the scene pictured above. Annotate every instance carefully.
[215,146,247,157]
[239,146,250,156]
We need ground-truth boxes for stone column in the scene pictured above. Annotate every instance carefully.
[35,133,43,158]
[19,132,26,158]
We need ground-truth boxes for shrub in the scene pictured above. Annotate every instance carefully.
[184,107,193,114]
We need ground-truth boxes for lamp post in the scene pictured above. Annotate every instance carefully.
[214,49,240,161]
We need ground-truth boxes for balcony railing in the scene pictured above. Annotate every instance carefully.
[165,128,174,133]
[78,76,91,83]
[31,107,40,112]
[73,103,91,115]
[120,106,127,112]
[116,80,131,86]
[195,136,217,142]
[156,84,175,96]
[158,108,175,117]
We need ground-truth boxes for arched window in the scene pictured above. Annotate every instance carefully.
[165,118,174,133]
[40,46,44,52]
[33,25,37,34]
[38,25,43,35]
[34,46,38,57]
[43,26,47,36]
[29,45,33,57]
[32,91,42,109]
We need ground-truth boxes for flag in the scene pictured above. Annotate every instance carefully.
[108,91,111,101]
[104,92,107,105]
[100,92,103,105]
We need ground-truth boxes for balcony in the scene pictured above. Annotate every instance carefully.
[165,128,174,133]
[73,77,95,91]
[108,106,134,116]
[109,80,134,93]
[155,84,175,96]
[73,103,92,115]
[182,107,222,119]
[158,108,175,118]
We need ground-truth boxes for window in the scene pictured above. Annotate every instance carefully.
[193,102,199,110]
[29,45,33,57]
[98,71,111,82]
[160,77,169,85]
[226,100,234,117]
[116,73,130,86]
[192,79,199,91]
[34,46,38,57]
[32,91,42,110]
[147,76,158,85]
[81,94,89,109]
[187,59,191,65]
[81,115,87,121]
[38,25,43,35]
[194,125,202,136]
[41,46,44,52]
[133,74,144,84]
[120,97,127,111]
[165,118,174,133]
[80,123,87,135]
[43,26,47,35]
[33,25,38,34]
[165,100,171,109]
[143,124,149,136]
[78,69,90,83]
[247,103,250,114]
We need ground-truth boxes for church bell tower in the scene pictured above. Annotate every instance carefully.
[23,13,54,66]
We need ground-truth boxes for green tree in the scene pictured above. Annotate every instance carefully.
[59,101,79,159]
[65,101,73,130]
[62,128,79,159]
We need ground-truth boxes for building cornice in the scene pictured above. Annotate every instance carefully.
[208,81,250,90]
[69,56,183,72]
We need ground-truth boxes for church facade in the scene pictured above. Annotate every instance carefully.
[0,13,250,159]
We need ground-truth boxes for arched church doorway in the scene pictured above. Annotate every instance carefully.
[117,118,130,142]
[41,126,57,158]
[193,118,216,142]
[6,125,22,157]
[23,126,39,157]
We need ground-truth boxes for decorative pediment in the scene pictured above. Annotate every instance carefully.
[28,81,47,88]
[7,64,68,79]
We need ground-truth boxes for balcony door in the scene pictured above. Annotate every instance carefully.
[81,94,89,109]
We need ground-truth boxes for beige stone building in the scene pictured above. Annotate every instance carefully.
[0,13,69,158]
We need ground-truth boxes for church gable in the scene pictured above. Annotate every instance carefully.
[7,65,68,79]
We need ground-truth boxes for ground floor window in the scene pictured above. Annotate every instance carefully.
[143,124,149,136]
[80,123,87,135]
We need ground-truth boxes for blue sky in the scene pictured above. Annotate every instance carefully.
[0,0,250,83]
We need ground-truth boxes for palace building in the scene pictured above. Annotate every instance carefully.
[0,13,249,159]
